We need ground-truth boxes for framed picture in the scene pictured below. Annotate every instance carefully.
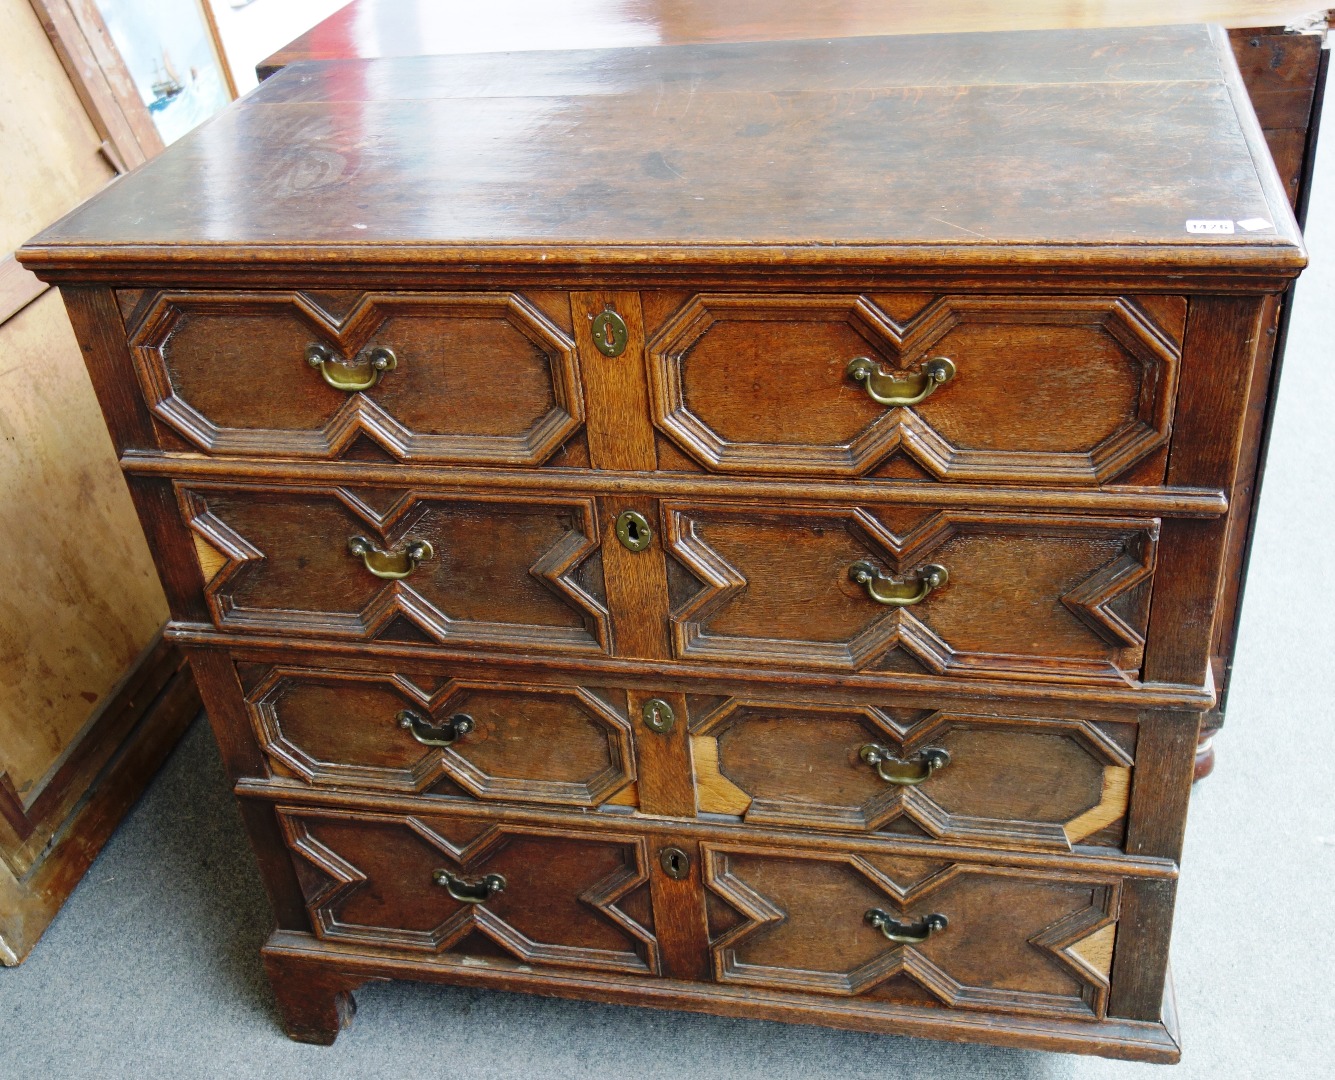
[93,0,236,145]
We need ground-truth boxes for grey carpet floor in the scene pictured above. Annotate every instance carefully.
[4,79,1335,1080]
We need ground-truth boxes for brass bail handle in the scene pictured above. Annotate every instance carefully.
[859,744,951,786]
[398,709,474,748]
[307,343,397,392]
[348,535,433,580]
[432,870,507,904]
[846,356,955,407]
[849,561,947,607]
[865,910,948,944]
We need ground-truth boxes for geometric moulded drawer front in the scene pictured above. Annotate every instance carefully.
[279,807,659,975]
[182,483,608,653]
[246,664,635,807]
[126,291,582,464]
[666,502,1158,684]
[704,845,1119,1019]
[647,294,1181,483]
[691,700,1133,852]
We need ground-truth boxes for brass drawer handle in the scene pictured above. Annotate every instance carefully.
[398,709,474,747]
[432,870,507,904]
[846,355,955,406]
[865,910,948,944]
[849,561,947,607]
[306,343,397,392]
[859,744,950,785]
[347,535,433,580]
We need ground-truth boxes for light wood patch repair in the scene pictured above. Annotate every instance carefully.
[191,532,229,585]
[690,735,751,815]
[1063,766,1131,844]
[605,782,639,807]
[1069,922,1117,979]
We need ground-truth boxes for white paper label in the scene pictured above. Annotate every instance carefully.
[1185,219,1235,234]
[1236,218,1274,232]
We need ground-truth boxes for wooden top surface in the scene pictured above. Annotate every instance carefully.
[257,0,1328,76]
[22,26,1304,280]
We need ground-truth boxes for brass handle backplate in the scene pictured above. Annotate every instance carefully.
[865,909,948,944]
[849,561,947,607]
[432,870,507,904]
[859,744,951,786]
[348,535,433,580]
[307,343,397,392]
[846,356,955,406]
[398,709,474,747]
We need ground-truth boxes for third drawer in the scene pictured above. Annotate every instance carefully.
[237,660,1138,855]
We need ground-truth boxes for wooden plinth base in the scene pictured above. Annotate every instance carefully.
[260,930,1182,1063]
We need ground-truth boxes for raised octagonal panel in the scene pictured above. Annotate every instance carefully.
[248,666,635,808]
[127,290,583,463]
[646,293,1180,483]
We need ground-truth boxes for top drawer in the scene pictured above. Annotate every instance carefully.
[123,290,585,465]
[646,293,1183,485]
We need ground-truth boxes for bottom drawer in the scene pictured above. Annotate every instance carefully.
[703,843,1119,1020]
[277,806,660,976]
[278,804,1126,1024]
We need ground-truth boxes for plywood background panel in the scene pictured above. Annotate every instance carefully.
[0,0,113,253]
[0,290,169,799]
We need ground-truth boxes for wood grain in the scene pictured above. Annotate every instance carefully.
[690,735,751,815]
[0,291,168,796]
[626,689,695,817]
[21,29,1303,284]
[1,640,197,963]
[1063,768,1132,846]
[1144,297,1267,686]
[1124,712,1201,863]
[1108,877,1179,1023]
[644,834,711,980]
[257,0,1326,76]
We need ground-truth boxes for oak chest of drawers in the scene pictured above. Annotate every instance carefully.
[19,26,1305,1063]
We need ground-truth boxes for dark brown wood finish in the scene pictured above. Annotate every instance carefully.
[646,293,1183,485]
[256,0,1332,778]
[690,699,1134,853]
[20,26,1304,1062]
[21,32,1304,283]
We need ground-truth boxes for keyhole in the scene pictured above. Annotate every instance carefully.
[590,309,628,357]
[659,847,690,880]
[615,510,652,552]
[641,697,675,733]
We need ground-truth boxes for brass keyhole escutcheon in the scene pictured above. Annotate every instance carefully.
[591,308,629,357]
[642,698,675,734]
[615,510,652,552]
[659,847,690,880]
